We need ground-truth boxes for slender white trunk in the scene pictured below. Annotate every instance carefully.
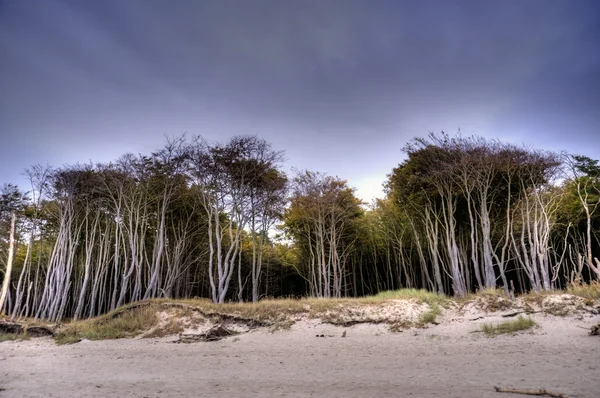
[0,213,16,313]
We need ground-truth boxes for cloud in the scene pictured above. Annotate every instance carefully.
[0,0,599,199]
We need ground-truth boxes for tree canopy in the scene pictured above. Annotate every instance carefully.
[1,133,598,320]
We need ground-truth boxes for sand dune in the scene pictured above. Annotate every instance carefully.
[2,308,599,398]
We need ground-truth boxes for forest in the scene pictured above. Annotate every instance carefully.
[0,133,599,322]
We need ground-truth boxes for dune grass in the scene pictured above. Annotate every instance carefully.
[378,289,446,325]
[481,315,536,336]
[0,332,31,342]
[54,289,447,343]
[55,304,160,344]
[418,303,441,325]
[5,285,595,344]
[375,288,446,304]
[175,288,446,321]
[566,281,600,300]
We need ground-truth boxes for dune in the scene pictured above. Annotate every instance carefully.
[1,296,599,398]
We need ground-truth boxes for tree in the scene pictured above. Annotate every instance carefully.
[189,135,287,303]
[0,212,16,314]
[387,133,563,295]
[284,171,362,298]
[565,154,600,280]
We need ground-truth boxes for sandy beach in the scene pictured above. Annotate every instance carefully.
[2,309,599,398]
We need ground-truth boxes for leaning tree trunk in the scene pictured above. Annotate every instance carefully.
[0,213,16,314]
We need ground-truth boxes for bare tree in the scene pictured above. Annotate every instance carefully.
[565,154,600,280]
[0,212,16,314]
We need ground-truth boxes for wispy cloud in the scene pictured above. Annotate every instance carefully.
[1,0,599,200]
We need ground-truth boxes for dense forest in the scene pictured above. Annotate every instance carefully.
[0,133,599,321]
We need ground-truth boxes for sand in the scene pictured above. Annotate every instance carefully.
[1,309,600,397]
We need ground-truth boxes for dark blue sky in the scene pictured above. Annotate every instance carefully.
[1,0,599,200]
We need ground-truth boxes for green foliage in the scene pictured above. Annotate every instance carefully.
[572,155,600,178]
[282,170,363,297]
[2,133,600,322]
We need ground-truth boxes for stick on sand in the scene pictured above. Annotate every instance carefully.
[493,386,568,398]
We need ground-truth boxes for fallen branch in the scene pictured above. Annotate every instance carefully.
[178,325,238,343]
[0,320,23,334]
[501,311,524,318]
[494,386,568,398]
[159,302,270,328]
[106,301,270,328]
[27,326,54,337]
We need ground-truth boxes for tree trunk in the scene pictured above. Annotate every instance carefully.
[0,213,16,314]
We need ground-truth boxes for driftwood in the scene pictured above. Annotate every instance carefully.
[108,301,269,328]
[178,325,238,343]
[471,310,541,321]
[494,386,568,398]
[503,310,542,317]
[27,326,55,337]
[0,320,55,337]
[502,311,524,318]
[0,320,24,334]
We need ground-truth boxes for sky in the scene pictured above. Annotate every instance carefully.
[1,0,599,202]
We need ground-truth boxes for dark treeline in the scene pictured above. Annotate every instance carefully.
[0,133,599,321]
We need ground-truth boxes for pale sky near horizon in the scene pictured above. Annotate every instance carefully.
[1,0,599,202]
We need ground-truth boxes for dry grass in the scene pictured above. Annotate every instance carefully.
[51,289,446,343]
[174,298,307,322]
[417,302,441,326]
[143,318,185,339]
[519,289,581,316]
[520,288,560,305]
[566,281,600,300]
[174,289,445,322]
[481,315,536,336]
[0,332,31,342]
[55,304,160,344]
[459,287,505,302]
[461,288,516,312]
[46,287,592,343]
[269,319,295,332]
[375,289,446,305]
